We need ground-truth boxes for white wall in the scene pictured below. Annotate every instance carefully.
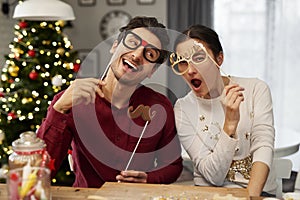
[0,12,16,68]
[63,0,167,49]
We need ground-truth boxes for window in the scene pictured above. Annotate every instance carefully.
[214,0,267,79]
[214,0,300,131]
[214,0,300,169]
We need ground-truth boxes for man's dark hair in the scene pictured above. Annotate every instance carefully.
[117,16,170,64]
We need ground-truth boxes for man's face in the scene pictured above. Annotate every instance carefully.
[109,27,162,86]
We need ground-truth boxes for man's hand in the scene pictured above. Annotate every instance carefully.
[53,78,106,114]
[116,170,148,183]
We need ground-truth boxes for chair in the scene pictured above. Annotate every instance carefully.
[273,158,293,198]
[295,170,300,192]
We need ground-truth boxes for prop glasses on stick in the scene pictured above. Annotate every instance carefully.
[101,30,166,79]
[169,41,232,80]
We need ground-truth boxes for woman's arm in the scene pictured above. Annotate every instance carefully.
[249,79,275,195]
[247,161,269,196]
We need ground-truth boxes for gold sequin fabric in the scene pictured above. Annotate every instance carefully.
[226,155,252,181]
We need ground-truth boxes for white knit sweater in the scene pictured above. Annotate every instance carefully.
[174,76,276,194]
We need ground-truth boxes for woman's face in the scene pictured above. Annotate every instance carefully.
[174,39,222,98]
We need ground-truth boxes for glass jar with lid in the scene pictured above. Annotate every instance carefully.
[8,131,51,170]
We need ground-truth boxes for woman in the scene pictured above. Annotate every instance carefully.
[170,25,276,197]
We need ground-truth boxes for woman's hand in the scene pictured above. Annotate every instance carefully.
[116,170,148,183]
[221,83,244,137]
[53,78,106,114]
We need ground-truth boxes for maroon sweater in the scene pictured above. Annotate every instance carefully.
[37,85,183,188]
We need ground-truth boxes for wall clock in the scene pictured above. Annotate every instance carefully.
[99,10,131,40]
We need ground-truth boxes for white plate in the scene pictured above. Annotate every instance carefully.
[283,192,300,200]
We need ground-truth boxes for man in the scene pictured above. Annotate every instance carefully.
[37,16,183,188]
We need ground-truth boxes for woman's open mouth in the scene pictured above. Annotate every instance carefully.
[191,79,202,89]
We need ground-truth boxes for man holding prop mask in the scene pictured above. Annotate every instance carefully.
[37,16,183,188]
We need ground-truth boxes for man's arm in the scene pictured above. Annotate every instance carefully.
[37,92,73,177]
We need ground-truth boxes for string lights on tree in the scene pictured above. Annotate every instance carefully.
[0,20,80,184]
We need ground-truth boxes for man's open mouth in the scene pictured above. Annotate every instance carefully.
[123,59,138,72]
[191,79,202,89]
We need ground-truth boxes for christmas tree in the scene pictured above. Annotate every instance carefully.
[0,20,80,185]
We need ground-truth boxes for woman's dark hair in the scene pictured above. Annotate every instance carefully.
[117,16,169,64]
[174,25,223,59]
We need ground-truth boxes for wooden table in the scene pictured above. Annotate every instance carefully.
[0,182,266,200]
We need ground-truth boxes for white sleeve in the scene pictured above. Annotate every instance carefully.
[250,79,275,169]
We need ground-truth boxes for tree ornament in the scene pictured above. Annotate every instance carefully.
[42,40,51,45]
[73,63,80,72]
[29,70,39,80]
[14,48,24,55]
[14,53,20,60]
[64,63,71,70]
[52,75,63,86]
[19,21,28,29]
[22,97,29,104]
[8,65,20,77]
[56,47,65,55]
[28,50,36,57]
[0,92,4,98]
[8,112,17,119]
[56,20,65,27]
